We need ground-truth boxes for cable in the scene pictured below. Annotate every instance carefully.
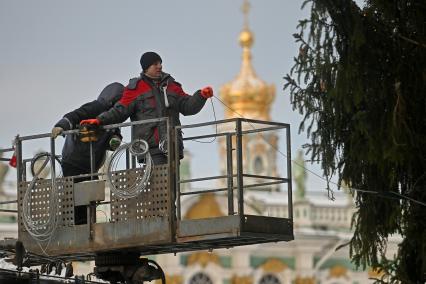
[191,98,218,144]
[156,98,218,149]
[106,139,153,199]
[30,152,61,178]
[22,153,63,245]
[212,95,426,207]
[158,138,168,154]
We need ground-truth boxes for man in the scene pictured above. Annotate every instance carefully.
[80,52,213,165]
[52,82,124,225]
[52,82,124,181]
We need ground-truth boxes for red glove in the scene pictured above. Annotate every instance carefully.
[200,86,213,99]
[80,118,101,125]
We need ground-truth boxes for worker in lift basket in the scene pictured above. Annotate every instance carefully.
[51,82,125,181]
[80,51,214,165]
[51,82,124,224]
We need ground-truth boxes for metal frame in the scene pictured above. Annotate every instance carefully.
[14,118,173,256]
[0,147,18,214]
[173,118,293,248]
[4,117,293,259]
[175,118,293,222]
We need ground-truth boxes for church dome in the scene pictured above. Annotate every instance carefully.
[184,193,224,220]
[220,27,275,120]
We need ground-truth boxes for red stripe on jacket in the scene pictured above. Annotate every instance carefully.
[119,81,152,106]
[167,83,189,97]
[153,128,159,144]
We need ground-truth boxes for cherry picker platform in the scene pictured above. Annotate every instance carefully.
[1,117,293,283]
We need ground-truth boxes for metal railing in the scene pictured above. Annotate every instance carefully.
[174,118,293,223]
[7,117,293,231]
[0,147,18,213]
[14,117,170,183]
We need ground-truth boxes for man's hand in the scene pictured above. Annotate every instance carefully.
[200,86,213,99]
[51,127,64,139]
[80,118,101,125]
[109,135,122,151]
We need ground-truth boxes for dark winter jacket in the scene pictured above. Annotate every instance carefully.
[97,73,207,158]
[55,82,124,172]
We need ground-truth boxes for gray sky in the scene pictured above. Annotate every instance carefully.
[0,0,335,191]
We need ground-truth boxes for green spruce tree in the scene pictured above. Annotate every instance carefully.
[284,0,426,282]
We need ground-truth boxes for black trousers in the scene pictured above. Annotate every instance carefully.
[138,152,168,166]
[62,162,98,183]
[151,153,168,165]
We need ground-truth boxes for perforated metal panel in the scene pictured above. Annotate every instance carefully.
[18,177,75,231]
[58,178,75,226]
[110,165,169,222]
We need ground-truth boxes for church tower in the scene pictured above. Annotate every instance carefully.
[219,0,279,190]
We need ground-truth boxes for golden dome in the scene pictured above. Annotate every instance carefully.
[187,251,221,267]
[220,27,275,120]
[184,193,224,220]
[260,258,288,273]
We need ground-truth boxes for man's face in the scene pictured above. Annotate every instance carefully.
[145,61,162,79]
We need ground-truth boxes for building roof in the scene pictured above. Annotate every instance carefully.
[246,189,351,207]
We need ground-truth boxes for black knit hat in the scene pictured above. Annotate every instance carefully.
[140,52,162,71]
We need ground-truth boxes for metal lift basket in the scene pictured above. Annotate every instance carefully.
[13,117,293,260]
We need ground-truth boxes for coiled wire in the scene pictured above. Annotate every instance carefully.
[22,153,62,243]
[106,139,153,199]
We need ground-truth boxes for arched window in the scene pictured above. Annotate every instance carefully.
[253,156,265,173]
[189,272,213,284]
[259,274,281,284]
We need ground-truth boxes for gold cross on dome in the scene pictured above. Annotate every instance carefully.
[241,0,250,29]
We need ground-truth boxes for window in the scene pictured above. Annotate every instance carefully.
[189,272,213,284]
[259,274,281,284]
[253,156,265,173]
